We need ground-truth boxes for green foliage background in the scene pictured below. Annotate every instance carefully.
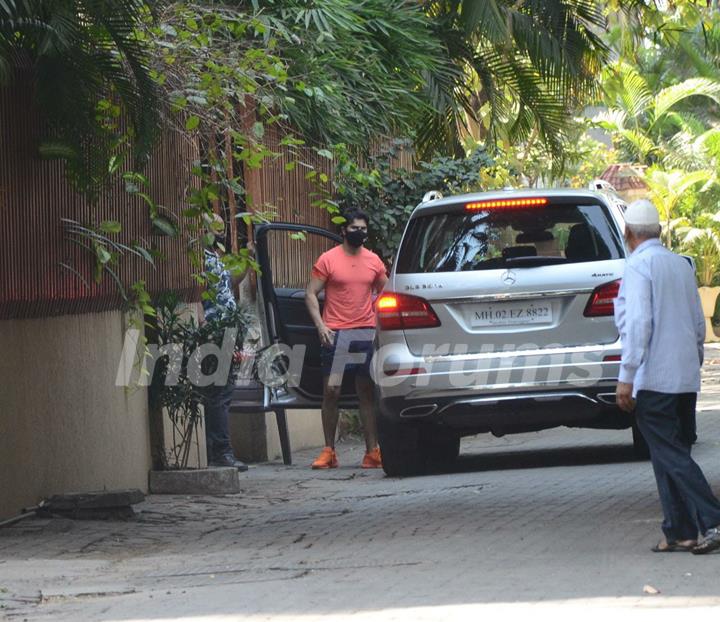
[333,141,494,262]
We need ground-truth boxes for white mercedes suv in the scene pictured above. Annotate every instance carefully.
[372,188,637,476]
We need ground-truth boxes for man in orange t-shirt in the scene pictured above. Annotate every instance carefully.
[305,208,388,469]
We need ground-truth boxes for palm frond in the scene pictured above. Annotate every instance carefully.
[651,78,720,128]
[619,128,657,162]
[606,62,653,121]
[418,0,609,157]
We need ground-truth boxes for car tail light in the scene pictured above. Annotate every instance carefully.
[376,292,441,330]
[465,197,548,210]
[584,279,621,317]
[603,355,621,362]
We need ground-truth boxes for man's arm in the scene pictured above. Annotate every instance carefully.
[374,271,388,294]
[306,277,335,346]
[691,285,706,366]
[616,264,652,411]
[372,255,389,294]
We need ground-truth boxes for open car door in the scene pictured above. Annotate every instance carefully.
[253,222,361,409]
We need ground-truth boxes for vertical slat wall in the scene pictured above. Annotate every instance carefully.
[253,125,335,289]
[0,74,415,318]
[255,128,415,289]
[0,73,199,319]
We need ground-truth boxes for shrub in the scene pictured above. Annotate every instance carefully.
[148,293,252,470]
[333,141,495,262]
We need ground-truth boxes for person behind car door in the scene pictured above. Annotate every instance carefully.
[201,214,249,472]
[305,208,388,469]
[614,199,720,554]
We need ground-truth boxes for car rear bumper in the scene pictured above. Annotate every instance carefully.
[373,340,626,434]
[377,385,627,435]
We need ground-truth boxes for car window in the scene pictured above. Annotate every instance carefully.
[396,201,624,274]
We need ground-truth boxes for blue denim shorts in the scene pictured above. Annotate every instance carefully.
[320,328,375,378]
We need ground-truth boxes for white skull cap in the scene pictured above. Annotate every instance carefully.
[624,199,660,226]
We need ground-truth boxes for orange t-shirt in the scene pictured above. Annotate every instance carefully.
[311,245,387,330]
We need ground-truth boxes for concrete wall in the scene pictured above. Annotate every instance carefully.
[0,302,328,518]
[265,410,325,462]
[700,287,720,343]
[228,409,325,464]
[0,311,152,519]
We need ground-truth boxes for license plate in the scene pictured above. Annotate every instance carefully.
[469,301,553,327]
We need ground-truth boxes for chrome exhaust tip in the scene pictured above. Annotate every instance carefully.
[597,393,616,405]
[399,404,438,418]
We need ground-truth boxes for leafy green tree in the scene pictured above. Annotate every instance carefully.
[333,142,494,261]
[598,61,720,165]
[0,0,159,195]
[676,213,720,286]
[249,0,444,148]
[642,166,714,247]
[240,0,613,163]
[417,0,609,159]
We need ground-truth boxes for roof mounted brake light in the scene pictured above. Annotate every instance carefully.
[465,197,549,210]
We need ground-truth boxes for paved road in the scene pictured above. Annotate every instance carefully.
[2,346,720,621]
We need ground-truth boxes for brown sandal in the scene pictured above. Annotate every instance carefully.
[651,540,696,553]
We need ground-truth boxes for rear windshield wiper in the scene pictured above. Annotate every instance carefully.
[502,256,568,267]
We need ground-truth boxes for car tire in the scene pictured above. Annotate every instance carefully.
[377,416,424,477]
[632,423,650,460]
[421,431,460,472]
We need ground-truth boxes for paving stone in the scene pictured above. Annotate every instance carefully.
[43,489,145,511]
[0,348,718,620]
[148,467,240,495]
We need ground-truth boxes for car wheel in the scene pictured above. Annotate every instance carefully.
[632,423,650,460]
[377,416,424,477]
[421,431,460,472]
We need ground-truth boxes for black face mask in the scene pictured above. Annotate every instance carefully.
[345,229,367,248]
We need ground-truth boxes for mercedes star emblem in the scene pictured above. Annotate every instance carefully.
[502,270,517,285]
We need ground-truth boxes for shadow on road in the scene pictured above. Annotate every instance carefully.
[450,442,639,473]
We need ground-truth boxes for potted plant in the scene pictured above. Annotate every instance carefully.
[147,293,252,492]
[712,292,720,339]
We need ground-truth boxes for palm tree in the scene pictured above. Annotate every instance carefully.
[249,0,444,150]
[597,62,720,166]
[0,1,159,195]
[676,216,720,287]
[416,0,610,159]
[246,1,611,159]
[642,166,715,248]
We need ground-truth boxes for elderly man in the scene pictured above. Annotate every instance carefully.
[614,199,720,554]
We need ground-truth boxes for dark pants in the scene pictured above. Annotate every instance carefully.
[635,390,720,542]
[203,383,235,460]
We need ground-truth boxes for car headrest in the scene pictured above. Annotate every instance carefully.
[516,230,554,244]
[502,246,538,259]
[565,223,598,261]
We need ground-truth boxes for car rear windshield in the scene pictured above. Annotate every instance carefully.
[396,200,624,274]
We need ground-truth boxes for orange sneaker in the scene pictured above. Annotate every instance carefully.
[361,447,382,469]
[311,446,338,469]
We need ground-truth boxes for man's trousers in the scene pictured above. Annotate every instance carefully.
[203,382,235,461]
[635,390,720,542]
